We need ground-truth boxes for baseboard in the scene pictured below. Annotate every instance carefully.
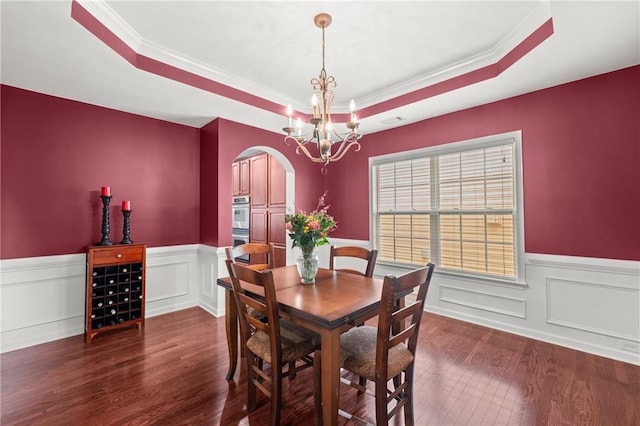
[3,245,638,366]
[0,244,201,353]
[427,305,640,366]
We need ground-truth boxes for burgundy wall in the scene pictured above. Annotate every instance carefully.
[3,66,638,261]
[199,119,219,246]
[326,66,640,261]
[199,118,330,248]
[1,85,200,259]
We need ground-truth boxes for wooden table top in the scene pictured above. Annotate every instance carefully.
[217,265,384,330]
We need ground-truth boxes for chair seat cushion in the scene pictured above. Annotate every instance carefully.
[247,319,318,364]
[340,326,414,381]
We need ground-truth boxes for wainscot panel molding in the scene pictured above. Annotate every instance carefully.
[438,285,527,319]
[197,244,227,317]
[3,244,639,365]
[430,253,639,365]
[0,253,85,354]
[0,245,201,353]
[144,244,200,318]
[329,241,640,365]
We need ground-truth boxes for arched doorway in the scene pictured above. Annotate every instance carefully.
[234,145,295,266]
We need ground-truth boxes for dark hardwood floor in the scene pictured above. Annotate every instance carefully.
[1,307,638,425]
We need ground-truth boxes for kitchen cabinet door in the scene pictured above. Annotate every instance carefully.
[250,154,268,208]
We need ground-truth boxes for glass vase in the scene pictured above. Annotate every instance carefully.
[297,245,319,284]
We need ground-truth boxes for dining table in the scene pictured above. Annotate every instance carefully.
[217,264,385,426]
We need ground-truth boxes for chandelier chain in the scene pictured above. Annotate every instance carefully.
[322,25,326,72]
[282,12,362,173]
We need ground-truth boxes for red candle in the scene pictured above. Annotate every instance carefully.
[101,186,110,196]
[122,200,131,211]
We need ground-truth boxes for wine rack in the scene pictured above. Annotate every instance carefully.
[85,244,146,342]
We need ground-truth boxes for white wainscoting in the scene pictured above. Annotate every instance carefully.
[3,242,639,365]
[327,240,639,365]
[197,244,228,317]
[206,238,640,366]
[0,244,201,353]
[427,253,639,365]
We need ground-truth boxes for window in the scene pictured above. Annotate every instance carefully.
[371,131,523,281]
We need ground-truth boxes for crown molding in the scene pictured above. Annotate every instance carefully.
[74,0,293,109]
[357,1,553,108]
[73,0,552,119]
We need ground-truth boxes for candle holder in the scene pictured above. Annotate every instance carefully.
[96,195,114,246]
[120,209,133,244]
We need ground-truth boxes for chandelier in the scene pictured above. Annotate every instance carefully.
[283,13,362,174]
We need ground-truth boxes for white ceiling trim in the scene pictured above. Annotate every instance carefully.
[75,0,304,110]
[74,0,553,116]
[358,1,553,108]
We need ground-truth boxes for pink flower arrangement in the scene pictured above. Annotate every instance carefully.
[284,191,337,252]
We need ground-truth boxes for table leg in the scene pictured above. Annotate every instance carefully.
[320,328,341,426]
[224,288,238,381]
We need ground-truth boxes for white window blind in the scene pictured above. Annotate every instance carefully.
[372,133,522,280]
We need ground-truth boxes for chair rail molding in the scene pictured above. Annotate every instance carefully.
[2,243,638,365]
[0,244,200,353]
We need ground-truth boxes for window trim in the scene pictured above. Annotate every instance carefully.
[369,130,526,285]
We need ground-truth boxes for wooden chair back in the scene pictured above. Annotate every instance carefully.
[225,259,282,365]
[224,259,320,425]
[374,263,435,424]
[225,242,274,271]
[329,245,378,277]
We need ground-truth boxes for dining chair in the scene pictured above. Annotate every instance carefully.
[329,245,378,278]
[225,260,322,426]
[225,242,274,271]
[226,242,302,377]
[339,263,435,425]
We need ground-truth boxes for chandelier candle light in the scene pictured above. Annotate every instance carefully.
[283,13,362,174]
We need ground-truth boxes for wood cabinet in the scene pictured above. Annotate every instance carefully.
[242,152,287,267]
[250,153,268,208]
[250,209,269,265]
[250,210,268,244]
[268,155,286,207]
[85,244,146,342]
[232,158,250,196]
[269,210,287,267]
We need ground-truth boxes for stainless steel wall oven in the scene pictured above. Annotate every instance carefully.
[231,195,250,262]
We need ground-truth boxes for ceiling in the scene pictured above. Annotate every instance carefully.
[1,1,638,136]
